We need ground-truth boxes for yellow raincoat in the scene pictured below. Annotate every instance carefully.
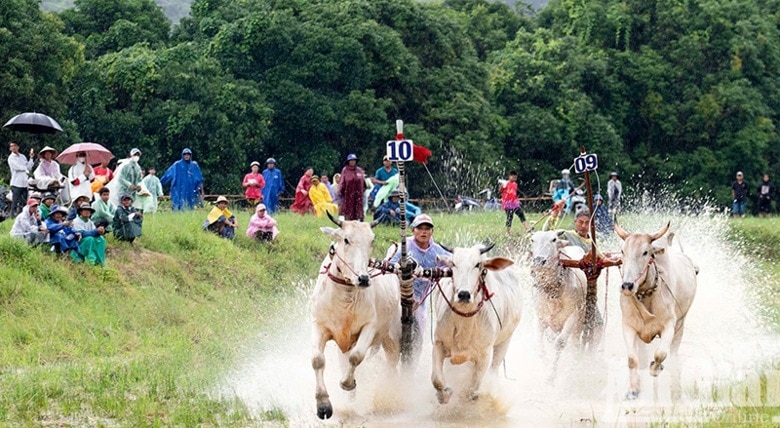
[308,182,338,217]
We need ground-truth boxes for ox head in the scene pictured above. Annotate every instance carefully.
[321,212,377,287]
[437,243,514,307]
[614,221,669,295]
[529,230,569,267]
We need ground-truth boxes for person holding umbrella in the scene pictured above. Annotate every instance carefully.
[66,152,95,203]
[7,141,34,217]
[32,146,65,192]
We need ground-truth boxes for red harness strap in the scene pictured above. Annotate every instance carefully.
[435,271,493,318]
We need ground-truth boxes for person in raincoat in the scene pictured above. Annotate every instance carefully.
[108,148,143,206]
[339,153,366,221]
[113,194,143,243]
[243,161,265,208]
[10,198,48,245]
[160,148,204,211]
[67,152,95,203]
[290,167,315,215]
[139,167,163,213]
[246,203,279,242]
[262,158,284,214]
[202,196,237,239]
[71,203,107,266]
[38,192,56,221]
[308,175,338,218]
[92,187,116,230]
[46,205,80,255]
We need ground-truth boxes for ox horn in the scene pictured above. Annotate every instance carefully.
[480,242,495,254]
[327,211,342,227]
[440,243,454,253]
[650,222,670,242]
[614,220,629,240]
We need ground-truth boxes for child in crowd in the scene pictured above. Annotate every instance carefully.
[92,187,116,230]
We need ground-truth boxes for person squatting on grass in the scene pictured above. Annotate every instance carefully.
[38,192,56,221]
[71,203,107,266]
[246,203,279,242]
[500,170,529,236]
[113,194,143,243]
[308,175,339,218]
[10,198,48,245]
[45,205,80,255]
[203,196,237,239]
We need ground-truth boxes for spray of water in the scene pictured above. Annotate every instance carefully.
[219,198,779,425]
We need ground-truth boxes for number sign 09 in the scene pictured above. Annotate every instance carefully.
[573,153,598,174]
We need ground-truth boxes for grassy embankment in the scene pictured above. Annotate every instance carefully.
[0,208,514,426]
[0,209,778,425]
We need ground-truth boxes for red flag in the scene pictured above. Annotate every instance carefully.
[413,145,432,164]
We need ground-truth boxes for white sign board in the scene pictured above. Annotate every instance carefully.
[573,153,598,173]
[386,139,414,162]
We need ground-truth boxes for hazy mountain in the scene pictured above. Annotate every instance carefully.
[41,0,548,23]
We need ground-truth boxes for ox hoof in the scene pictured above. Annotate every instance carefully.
[649,361,664,376]
[340,378,357,391]
[624,391,639,401]
[317,403,333,420]
[436,387,453,405]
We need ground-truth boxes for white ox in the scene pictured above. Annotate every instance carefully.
[432,244,523,404]
[311,216,401,419]
[529,230,588,370]
[615,222,697,399]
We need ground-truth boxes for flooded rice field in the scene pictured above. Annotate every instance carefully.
[220,210,780,426]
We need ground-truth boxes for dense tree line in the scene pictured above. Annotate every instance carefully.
[3,0,779,207]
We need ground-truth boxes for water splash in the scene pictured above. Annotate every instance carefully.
[219,202,780,425]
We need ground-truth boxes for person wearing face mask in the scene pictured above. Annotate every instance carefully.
[67,152,95,204]
[107,148,143,206]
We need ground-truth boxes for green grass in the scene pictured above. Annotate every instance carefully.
[0,208,778,425]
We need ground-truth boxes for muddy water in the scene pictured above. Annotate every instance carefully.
[220,212,780,426]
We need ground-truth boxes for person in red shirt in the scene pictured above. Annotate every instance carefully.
[500,170,529,236]
[242,161,266,208]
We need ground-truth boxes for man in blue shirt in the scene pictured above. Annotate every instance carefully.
[368,155,398,207]
[390,214,450,354]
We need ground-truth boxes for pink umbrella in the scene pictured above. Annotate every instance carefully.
[56,142,114,165]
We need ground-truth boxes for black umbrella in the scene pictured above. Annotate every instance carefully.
[3,112,63,134]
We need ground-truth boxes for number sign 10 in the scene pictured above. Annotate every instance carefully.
[386,139,414,162]
[573,153,599,174]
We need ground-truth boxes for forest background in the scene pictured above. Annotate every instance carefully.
[2,0,779,207]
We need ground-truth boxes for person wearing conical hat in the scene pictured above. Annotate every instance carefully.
[202,196,236,239]
[242,161,265,208]
[71,202,106,266]
[32,146,65,192]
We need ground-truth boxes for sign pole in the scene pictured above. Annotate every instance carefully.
[393,120,415,366]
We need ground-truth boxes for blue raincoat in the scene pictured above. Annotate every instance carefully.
[262,165,284,214]
[160,148,204,211]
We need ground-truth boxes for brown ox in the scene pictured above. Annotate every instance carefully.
[615,222,697,399]
[310,215,401,419]
[431,244,523,404]
[529,230,588,372]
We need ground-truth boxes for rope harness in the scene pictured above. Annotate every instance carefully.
[627,256,659,302]
[320,244,393,287]
[434,268,494,318]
